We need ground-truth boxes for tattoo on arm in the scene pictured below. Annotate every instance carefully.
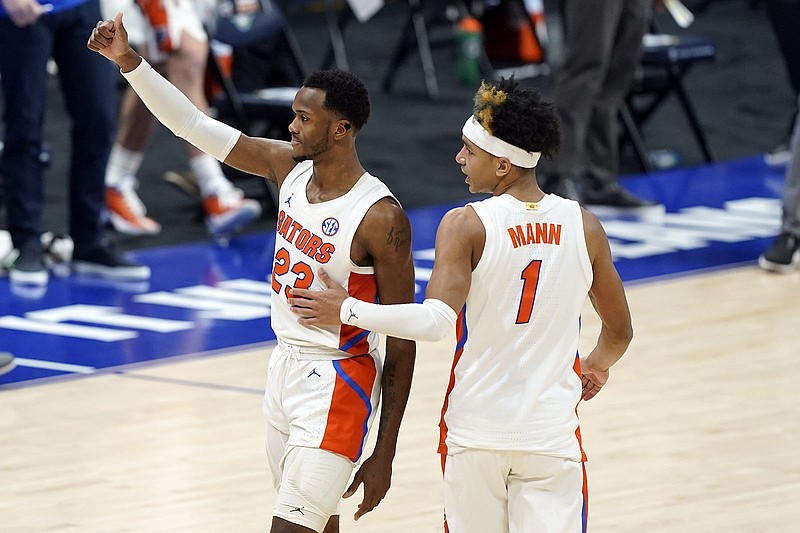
[386,226,409,253]
[375,358,400,448]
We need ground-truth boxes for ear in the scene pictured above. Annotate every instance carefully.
[496,157,512,177]
[334,120,351,139]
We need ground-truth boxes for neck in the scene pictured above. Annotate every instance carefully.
[306,150,365,203]
[492,170,545,202]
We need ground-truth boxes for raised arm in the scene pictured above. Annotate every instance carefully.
[86,13,297,185]
[342,197,416,520]
[580,208,634,400]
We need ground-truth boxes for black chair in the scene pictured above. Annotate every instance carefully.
[621,32,717,171]
[207,0,307,135]
[381,0,545,98]
[205,0,309,207]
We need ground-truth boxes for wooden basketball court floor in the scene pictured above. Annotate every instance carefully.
[2,154,800,532]
[2,263,798,533]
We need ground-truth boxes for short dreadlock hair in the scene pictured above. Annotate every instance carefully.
[472,78,560,159]
[302,69,370,131]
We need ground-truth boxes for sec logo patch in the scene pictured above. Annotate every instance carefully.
[322,217,340,236]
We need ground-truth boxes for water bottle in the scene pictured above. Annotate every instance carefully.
[456,16,484,86]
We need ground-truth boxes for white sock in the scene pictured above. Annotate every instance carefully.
[190,153,233,198]
[106,145,145,187]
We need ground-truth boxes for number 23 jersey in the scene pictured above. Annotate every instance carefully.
[270,160,396,357]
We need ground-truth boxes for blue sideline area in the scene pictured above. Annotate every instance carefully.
[0,156,787,387]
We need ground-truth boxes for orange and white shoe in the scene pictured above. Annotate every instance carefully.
[106,180,162,236]
[203,187,262,238]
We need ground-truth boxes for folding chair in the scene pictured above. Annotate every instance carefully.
[318,0,353,70]
[381,0,545,98]
[381,0,484,98]
[205,0,309,208]
[621,32,717,171]
[286,0,364,71]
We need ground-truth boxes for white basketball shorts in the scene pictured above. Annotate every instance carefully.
[442,447,588,533]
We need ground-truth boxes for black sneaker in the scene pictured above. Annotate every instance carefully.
[583,182,664,214]
[758,233,800,273]
[9,239,48,286]
[72,243,151,280]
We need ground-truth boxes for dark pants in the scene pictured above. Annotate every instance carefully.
[766,0,800,95]
[0,0,116,252]
[549,0,652,187]
[766,0,800,136]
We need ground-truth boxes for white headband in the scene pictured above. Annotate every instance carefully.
[462,116,541,168]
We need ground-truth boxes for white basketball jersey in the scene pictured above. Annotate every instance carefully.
[270,160,395,357]
[439,193,593,460]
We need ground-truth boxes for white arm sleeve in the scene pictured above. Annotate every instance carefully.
[339,297,457,342]
[121,59,240,162]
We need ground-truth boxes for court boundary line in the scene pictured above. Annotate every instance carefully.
[117,372,265,395]
[0,340,277,391]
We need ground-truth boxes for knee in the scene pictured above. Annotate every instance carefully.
[273,447,354,532]
[170,35,209,77]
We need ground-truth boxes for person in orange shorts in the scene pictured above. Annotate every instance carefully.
[101,0,261,238]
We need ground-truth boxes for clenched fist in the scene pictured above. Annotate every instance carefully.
[86,12,141,72]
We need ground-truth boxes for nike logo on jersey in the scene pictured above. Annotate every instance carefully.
[276,209,336,263]
[507,222,562,248]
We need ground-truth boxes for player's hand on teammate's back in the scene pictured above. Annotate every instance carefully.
[289,269,350,326]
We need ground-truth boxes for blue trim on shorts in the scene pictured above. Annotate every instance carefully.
[332,359,372,461]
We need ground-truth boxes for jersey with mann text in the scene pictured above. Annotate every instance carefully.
[439,193,593,460]
[270,160,395,357]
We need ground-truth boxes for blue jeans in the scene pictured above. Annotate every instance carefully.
[0,0,116,252]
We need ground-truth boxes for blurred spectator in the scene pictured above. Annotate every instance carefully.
[759,94,800,272]
[542,0,662,211]
[0,0,150,287]
[101,0,261,239]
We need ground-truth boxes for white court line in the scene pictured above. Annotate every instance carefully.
[14,358,95,374]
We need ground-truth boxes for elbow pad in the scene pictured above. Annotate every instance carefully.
[340,297,457,342]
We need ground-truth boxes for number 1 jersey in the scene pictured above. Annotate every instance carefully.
[440,193,593,460]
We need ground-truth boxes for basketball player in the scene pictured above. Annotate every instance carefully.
[288,79,634,532]
[88,14,416,533]
[100,0,262,238]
